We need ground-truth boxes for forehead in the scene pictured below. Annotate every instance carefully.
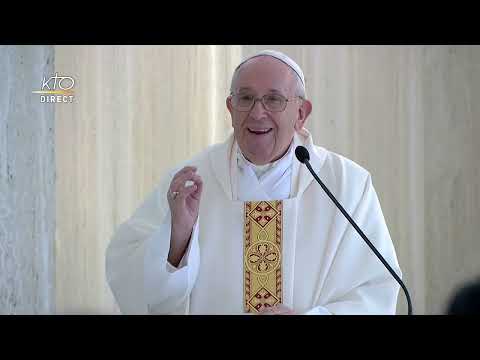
[233,56,297,94]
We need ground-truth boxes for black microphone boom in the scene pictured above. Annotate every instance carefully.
[295,145,413,315]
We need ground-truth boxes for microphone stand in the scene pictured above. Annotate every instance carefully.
[299,149,413,315]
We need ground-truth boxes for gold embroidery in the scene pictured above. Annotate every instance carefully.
[244,200,282,313]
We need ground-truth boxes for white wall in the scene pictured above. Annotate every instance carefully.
[0,45,55,314]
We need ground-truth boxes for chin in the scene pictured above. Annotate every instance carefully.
[237,134,276,164]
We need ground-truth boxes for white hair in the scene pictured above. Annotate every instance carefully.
[229,54,307,99]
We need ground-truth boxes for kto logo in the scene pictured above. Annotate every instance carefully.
[32,73,75,103]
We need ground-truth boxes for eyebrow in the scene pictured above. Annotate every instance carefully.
[237,87,286,95]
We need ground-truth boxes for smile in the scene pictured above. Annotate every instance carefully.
[247,128,272,135]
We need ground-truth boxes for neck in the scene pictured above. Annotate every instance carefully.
[241,141,294,166]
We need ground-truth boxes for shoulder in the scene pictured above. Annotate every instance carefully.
[314,145,371,183]
[165,142,223,176]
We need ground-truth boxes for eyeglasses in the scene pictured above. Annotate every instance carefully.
[229,93,302,112]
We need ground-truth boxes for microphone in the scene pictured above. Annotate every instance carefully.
[295,145,413,315]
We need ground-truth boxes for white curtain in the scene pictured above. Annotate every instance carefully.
[54,45,480,315]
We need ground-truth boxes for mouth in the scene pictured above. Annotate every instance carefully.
[247,127,272,135]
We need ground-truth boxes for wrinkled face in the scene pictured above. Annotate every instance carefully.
[227,56,312,165]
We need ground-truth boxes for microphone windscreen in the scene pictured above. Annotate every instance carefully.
[295,146,310,163]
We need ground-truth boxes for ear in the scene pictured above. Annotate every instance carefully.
[226,96,233,114]
[294,99,312,131]
[226,96,234,124]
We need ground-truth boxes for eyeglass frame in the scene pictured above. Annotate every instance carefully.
[228,92,304,113]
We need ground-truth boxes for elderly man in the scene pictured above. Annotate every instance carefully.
[106,50,402,315]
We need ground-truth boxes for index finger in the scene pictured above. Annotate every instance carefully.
[174,166,197,177]
[171,166,197,182]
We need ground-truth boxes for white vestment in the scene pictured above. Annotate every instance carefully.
[106,128,402,315]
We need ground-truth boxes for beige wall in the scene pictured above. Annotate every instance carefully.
[54,45,480,314]
[54,46,241,313]
[422,46,480,314]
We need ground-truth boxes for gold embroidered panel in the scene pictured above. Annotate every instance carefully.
[244,200,282,313]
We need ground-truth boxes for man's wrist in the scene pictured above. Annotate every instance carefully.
[168,227,193,267]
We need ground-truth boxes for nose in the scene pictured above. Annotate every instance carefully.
[249,98,268,119]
